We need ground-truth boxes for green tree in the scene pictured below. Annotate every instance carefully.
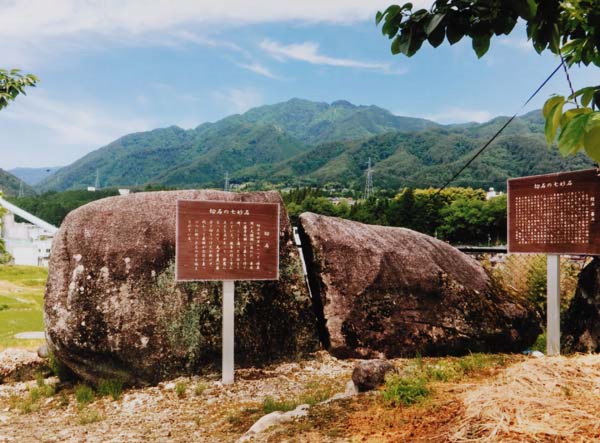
[438,196,507,244]
[0,69,38,111]
[377,1,600,161]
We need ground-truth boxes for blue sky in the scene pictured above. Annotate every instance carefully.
[0,0,597,169]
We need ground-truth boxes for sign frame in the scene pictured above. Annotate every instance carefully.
[174,199,281,384]
[507,168,600,255]
[507,168,600,357]
[175,199,280,282]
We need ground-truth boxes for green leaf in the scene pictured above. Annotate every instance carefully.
[427,24,446,48]
[446,21,465,45]
[376,11,384,25]
[391,36,402,54]
[511,0,537,20]
[424,13,445,35]
[583,113,600,161]
[472,34,491,58]
[383,5,401,19]
[558,113,590,156]
[549,24,560,53]
[560,107,592,128]
[396,32,412,55]
[543,95,565,119]
[544,98,565,144]
[406,35,425,56]
[582,89,596,108]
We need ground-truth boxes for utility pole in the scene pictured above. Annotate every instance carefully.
[224,171,230,192]
[94,169,100,189]
[18,181,24,198]
[364,157,374,199]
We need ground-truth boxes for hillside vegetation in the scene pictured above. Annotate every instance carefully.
[36,99,592,193]
[0,169,35,197]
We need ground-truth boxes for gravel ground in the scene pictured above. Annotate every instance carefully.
[0,351,355,443]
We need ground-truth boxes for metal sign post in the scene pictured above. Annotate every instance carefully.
[547,255,561,355]
[222,280,235,384]
[508,169,600,355]
[175,200,280,384]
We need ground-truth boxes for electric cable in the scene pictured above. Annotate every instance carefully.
[435,62,563,194]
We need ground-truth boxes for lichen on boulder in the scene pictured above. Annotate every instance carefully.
[298,212,540,358]
[45,190,319,386]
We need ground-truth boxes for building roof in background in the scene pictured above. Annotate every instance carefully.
[0,197,58,234]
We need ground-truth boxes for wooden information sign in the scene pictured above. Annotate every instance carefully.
[176,200,280,281]
[508,168,600,255]
[175,199,280,384]
[508,168,600,357]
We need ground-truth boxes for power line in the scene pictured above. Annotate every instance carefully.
[436,62,563,194]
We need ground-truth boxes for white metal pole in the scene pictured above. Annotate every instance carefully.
[547,254,561,356]
[222,280,235,384]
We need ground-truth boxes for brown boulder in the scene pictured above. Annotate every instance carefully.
[563,257,600,353]
[45,191,318,386]
[352,359,396,392]
[298,212,539,358]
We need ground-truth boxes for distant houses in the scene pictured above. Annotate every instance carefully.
[0,197,58,266]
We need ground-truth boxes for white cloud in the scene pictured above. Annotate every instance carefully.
[2,90,154,147]
[419,108,494,124]
[260,39,405,74]
[213,88,264,114]
[169,30,249,56]
[0,1,430,42]
[499,37,533,52]
[236,61,280,79]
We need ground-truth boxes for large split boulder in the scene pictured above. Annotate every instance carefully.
[45,191,319,386]
[298,212,540,358]
[562,257,600,353]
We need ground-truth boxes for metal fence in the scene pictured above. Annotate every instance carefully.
[461,247,591,320]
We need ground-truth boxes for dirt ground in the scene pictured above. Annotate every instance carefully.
[1,352,599,443]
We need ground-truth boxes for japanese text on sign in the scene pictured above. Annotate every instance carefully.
[508,169,600,254]
[176,200,280,280]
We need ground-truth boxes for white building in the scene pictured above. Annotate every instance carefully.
[486,187,504,200]
[0,198,58,267]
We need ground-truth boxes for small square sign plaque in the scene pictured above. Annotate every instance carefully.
[508,169,600,254]
[176,200,280,281]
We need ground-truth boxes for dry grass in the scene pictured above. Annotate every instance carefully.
[449,354,600,442]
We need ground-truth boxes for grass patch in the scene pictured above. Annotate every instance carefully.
[194,382,207,396]
[78,407,104,425]
[47,351,75,381]
[382,353,509,408]
[262,396,298,414]
[9,375,56,414]
[261,380,340,414]
[0,265,48,283]
[531,330,547,353]
[175,381,187,398]
[74,383,95,407]
[298,380,337,406]
[382,375,429,406]
[0,265,47,350]
[97,379,124,400]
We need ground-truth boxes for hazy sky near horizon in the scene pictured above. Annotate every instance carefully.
[0,0,597,169]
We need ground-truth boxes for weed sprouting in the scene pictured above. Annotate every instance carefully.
[97,379,124,400]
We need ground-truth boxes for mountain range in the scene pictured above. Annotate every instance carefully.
[10,167,62,186]
[0,169,36,197]
[27,98,594,192]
